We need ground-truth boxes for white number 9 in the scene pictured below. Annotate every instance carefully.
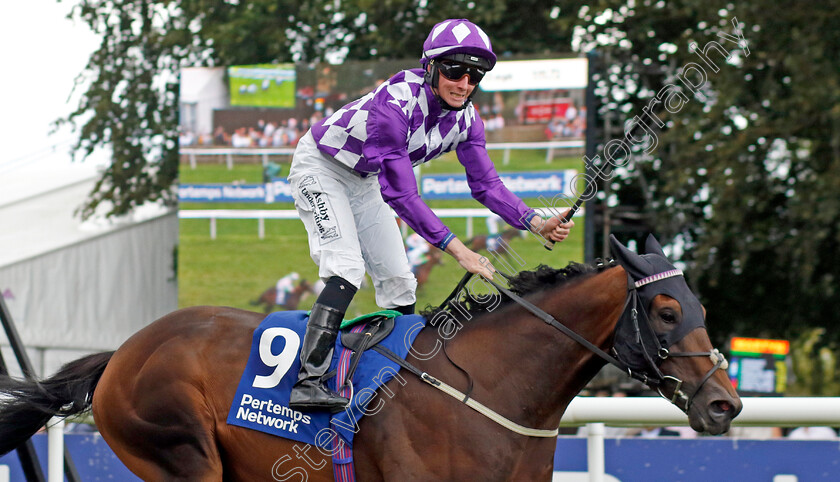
[252,327,300,389]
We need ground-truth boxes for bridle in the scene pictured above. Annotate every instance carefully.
[444,265,729,413]
[615,269,729,411]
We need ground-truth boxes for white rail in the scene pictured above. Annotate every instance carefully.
[561,396,840,427]
[179,208,517,240]
[47,417,64,482]
[179,140,585,169]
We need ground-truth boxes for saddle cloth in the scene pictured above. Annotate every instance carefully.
[226,310,426,448]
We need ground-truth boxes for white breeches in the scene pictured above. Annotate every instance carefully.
[288,133,417,309]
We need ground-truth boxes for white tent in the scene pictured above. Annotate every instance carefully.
[0,159,178,378]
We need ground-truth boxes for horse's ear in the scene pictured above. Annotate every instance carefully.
[644,234,667,258]
[609,234,651,279]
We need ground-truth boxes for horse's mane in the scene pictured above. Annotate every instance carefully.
[420,259,615,324]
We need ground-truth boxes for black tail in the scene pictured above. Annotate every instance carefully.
[0,351,114,455]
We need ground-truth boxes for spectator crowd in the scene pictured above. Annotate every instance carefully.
[179,115,324,149]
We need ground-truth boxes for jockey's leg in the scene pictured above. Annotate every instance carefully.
[288,145,368,412]
[290,276,356,412]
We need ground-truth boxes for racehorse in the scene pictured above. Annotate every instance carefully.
[465,227,526,260]
[413,246,443,290]
[0,235,741,481]
[250,279,314,313]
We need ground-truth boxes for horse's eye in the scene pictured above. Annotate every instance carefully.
[660,310,677,324]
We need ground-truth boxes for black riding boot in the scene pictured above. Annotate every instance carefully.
[289,303,349,412]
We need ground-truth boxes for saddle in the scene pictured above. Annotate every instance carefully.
[326,310,400,390]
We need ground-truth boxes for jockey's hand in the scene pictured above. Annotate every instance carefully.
[531,208,575,244]
[444,238,496,280]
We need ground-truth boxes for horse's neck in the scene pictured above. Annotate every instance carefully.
[453,266,628,427]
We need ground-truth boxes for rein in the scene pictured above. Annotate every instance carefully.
[438,268,728,415]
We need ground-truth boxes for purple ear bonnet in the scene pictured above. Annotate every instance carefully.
[610,234,706,347]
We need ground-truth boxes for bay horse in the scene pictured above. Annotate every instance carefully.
[250,279,314,313]
[0,235,741,481]
[465,227,525,260]
[413,246,443,290]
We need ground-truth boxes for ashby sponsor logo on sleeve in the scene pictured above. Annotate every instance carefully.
[234,394,312,434]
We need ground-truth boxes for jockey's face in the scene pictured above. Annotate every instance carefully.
[434,63,476,109]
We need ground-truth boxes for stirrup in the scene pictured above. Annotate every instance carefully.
[289,380,349,413]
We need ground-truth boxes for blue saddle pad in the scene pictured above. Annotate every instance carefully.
[226,310,426,448]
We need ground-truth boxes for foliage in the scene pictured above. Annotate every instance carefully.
[788,328,839,396]
[576,0,840,347]
[59,0,187,218]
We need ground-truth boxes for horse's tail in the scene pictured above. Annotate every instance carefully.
[0,351,114,455]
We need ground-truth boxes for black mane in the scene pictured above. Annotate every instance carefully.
[420,259,614,323]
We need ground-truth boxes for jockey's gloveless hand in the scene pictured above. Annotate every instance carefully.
[444,237,496,280]
[530,208,575,244]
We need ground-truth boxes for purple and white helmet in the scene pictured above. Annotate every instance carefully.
[420,19,497,70]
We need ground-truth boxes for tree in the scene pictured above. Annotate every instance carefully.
[575,0,840,350]
[60,0,182,219]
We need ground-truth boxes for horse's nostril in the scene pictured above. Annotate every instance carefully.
[715,400,731,414]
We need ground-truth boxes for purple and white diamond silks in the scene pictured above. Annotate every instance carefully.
[310,69,475,175]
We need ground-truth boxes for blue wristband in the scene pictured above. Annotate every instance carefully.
[437,232,456,251]
[523,210,540,227]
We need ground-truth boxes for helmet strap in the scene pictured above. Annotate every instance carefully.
[424,59,440,88]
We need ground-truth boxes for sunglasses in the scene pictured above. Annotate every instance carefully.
[437,60,486,85]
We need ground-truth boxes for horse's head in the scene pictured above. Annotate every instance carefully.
[609,234,742,435]
[297,279,313,293]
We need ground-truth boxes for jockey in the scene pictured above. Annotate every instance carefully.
[287,18,574,411]
[405,233,431,272]
[485,213,502,235]
[274,272,300,306]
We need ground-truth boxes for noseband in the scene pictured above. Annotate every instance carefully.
[477,266,729,413]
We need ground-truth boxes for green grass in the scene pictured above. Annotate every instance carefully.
[179,216,584,317]
[179,163,266,184]
[178,147,586,316]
